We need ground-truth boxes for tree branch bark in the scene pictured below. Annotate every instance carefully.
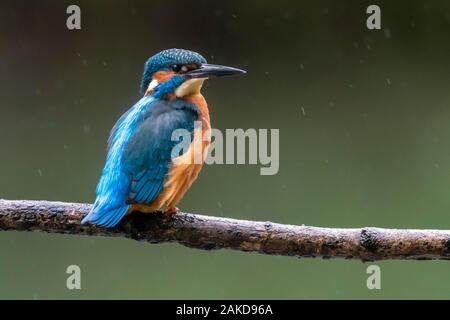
[1,199,450,261]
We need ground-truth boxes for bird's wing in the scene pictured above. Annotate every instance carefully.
[122,99,198,205]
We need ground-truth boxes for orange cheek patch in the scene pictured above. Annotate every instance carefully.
[144,71,177,96]
[152,71,176,83]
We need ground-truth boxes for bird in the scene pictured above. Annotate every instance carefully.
[81,48,245,228]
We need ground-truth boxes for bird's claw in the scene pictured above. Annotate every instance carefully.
[164,207,180,216]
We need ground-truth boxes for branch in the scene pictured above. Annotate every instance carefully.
[1,199,450,261]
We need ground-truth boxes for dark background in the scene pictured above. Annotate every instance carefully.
[1,0,450,298]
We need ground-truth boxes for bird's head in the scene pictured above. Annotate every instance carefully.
[140,48,245,98]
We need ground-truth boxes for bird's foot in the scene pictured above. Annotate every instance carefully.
[164,207,180,216]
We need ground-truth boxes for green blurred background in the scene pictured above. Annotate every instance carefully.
[1,0,450,299]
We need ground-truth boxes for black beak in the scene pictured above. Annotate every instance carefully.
[185,63,246,79]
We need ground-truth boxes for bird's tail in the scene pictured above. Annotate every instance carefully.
[81,198,129,228]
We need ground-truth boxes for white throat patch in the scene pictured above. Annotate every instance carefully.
[144,79,159,96]
[148,79,159,91]
[175,78,206,97]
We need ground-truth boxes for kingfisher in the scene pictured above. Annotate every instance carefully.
[81,49,245,228]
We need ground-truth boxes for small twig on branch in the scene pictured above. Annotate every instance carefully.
[1,199,450,261]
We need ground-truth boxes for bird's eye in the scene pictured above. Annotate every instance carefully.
[171,64,190,73]
[171,64,182,72]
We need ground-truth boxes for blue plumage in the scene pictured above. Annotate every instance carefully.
[123,98,198,205]
[82,76,199,228]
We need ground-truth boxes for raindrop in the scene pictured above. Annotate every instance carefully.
[83,124,91,134]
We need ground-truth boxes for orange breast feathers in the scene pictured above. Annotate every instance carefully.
[145,93,211,212]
